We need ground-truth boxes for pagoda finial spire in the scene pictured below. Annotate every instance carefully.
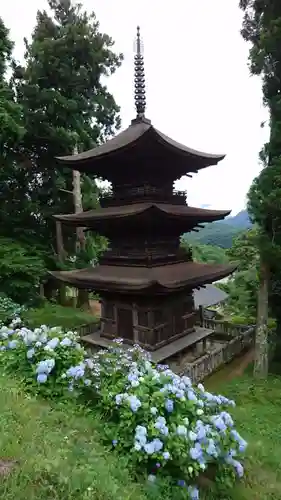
[134,26,146,119]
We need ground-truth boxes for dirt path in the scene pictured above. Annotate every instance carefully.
[224,348,254,379]
[205,348,254,389]
[89,300,101,317]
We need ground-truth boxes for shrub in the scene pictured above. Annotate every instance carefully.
[0,321,247,498]
[0,237,46,305]
[228,314,276,329]
[0,294,25,325]
[0,319,85,398]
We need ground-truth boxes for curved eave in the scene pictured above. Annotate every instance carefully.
[56,120,225,171]
[152,128,225,165]
[54,203,231,228]
[56,121,150,167]
[49,261,238,293]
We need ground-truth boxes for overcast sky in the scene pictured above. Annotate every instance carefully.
[2,0,269,215]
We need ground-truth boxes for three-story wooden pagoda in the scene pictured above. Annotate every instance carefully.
[51,27,237,359]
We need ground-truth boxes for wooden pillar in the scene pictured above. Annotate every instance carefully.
[113,303,118,337]
[202,337,207,352]
[132,304,138,343]
[100,300,105,335]
[199,306,204,327]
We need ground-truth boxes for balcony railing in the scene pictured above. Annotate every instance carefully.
[100,186,187,207]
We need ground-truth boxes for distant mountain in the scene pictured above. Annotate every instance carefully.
[222,210,251,229]
[183,210,252,249]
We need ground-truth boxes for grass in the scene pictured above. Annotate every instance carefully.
[1,371,281,499]
[0,376,151,500]
[205,374,281,500]
[22,303,97,330]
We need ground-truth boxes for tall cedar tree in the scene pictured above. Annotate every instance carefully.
[14,0,122,264]
[0,18,31,239]
[240,1,281,371]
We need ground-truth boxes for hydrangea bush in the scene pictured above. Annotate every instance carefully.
[0,319,85,397]
[0,321,247,499]
[0,295,25,326]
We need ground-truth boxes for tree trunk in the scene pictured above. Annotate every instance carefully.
[254,258,269,378]
[55,220,67,305]
[72,167,86,252]
[72,147,88,308]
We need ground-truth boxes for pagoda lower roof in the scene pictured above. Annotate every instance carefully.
[50,261,237,293]
[56,119,225,177]
[55,203,231,227]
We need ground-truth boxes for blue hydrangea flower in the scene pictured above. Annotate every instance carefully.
[187,390,197,402]
[182,376,192,387]
[175,390,185,399]
[60,337,72,347]
[225,453,244,477]
[232,459,244,477]
[36,358,55,375]
[220,411,234,427]
[165,399,174,412]
[152,438,163,452]
[206,439,218,457]
[85,358,94,369]
[45,337,60,350]
[195,422,206,441]
[127,395,141,412]
[115,394,122,405]
[210,414,224,431]
[66,363,85,379]
[154,416,169,436]
[190,442,203,461]
[144,442,155,455]
[163,451,170,460]
[177,425,187,437]
[27,348,35,360]
[187,485,199,500]
[177,479,185,487]
[144,438,163,455]
[37,373,48,383]
[135,425,147,447]
[189,430,197,441]
[8,340,18,349]
[136,425,147,436]
[231,429,248,452]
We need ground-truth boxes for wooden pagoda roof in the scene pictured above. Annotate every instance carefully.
[54,203,231,227]
[50,261,237,293]
[56,119,225,178]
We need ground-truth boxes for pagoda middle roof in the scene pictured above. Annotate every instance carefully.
[50,261,237,293]
[55,203,231,227]
[56,119,225,176]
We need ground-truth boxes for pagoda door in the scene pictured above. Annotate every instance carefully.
[117,306,134,341]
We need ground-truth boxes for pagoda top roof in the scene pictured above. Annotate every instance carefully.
[54,203,230,227]
[50,261,237,293]
[56,119,225,174]
[56,27,225,179]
